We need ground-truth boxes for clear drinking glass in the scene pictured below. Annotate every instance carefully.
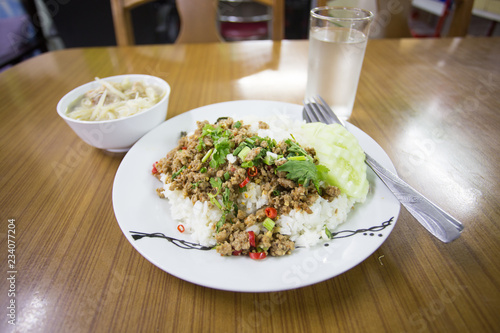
[305,7,373,120]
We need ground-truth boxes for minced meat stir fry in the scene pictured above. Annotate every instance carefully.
[153,117,341,259]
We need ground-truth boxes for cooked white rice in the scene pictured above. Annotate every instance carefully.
[158,115,363,248]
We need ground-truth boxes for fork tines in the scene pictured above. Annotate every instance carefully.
[303,96,343,126]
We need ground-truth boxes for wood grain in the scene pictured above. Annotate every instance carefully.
[1,38,499,333]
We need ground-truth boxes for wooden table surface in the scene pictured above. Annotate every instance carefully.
[1,37,499,333]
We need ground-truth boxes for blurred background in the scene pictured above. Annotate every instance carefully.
[1,0,499,71]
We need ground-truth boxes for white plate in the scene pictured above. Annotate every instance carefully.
[113,100,400,292]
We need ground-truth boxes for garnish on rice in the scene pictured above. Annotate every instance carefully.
[153,116,368,258]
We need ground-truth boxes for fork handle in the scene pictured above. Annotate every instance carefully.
[365,154,464,243]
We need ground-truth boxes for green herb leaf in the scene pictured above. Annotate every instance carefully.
[222,187,231,208]
[285,139,311,159]
[216,212,227,232]
[209,181,233,232]
[211,137,231,168]
[209,158,218,169]
[276,160,328,193]
[210,177,222,189]
[197,124,233,168]
[208,177,222,210]
[197,137,206,151]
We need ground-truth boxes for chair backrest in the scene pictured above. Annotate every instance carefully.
[110,0,222,45]
[446,0,473,36]
[110,0,145,46]
[175,0,223,43]
[317,0,472,38]
[373,0,413,38]
[315,0,412,38]
[254,0,285,40]
[110,0,284,45]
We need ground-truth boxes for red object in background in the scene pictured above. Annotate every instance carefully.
[411,0,453,38]
[220,22,268,41]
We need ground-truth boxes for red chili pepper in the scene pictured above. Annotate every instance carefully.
[248,231,256,247]
[181,147,187,150]
[265,207,277,219]
[232,250,242,256]
[249,252,267,260]
[247,166,258,177]
[152,161,158,174]
[239,176,250,188]
[177,224,185,233]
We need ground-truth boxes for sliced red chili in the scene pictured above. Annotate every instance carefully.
[232,250,242,256]
[239,176,250,188]
[249,252,267,260]
[181,147,187,150]
[177,224,185,233]
[152,161,158,174]
[247,166,258,177]
[265,207,277,219]
[248,231,256,247]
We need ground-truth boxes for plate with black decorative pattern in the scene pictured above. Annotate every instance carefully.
[112,100,400,292]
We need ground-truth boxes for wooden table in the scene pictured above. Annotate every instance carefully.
[1,37,499,332]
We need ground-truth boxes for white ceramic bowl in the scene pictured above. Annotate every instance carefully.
[57,74,171,152]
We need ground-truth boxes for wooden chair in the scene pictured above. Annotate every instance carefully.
[110,0,221,45]
[110,0,284,45]
[317,0,473,38]
[375,0,413,38]
[315,0,412,38]
[254,0,285,40]
[446,0,474,36]
[176,0,224,43]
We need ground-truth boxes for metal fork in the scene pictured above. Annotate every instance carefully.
[303,96,464,243]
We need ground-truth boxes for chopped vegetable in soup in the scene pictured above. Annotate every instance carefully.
[66,77,164,121]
